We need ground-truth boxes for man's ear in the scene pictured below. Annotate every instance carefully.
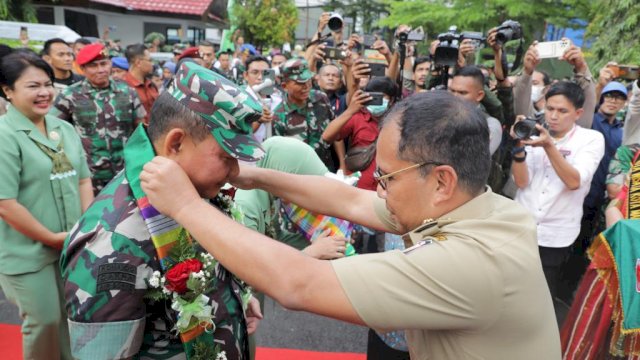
[476,89,485,103]
[433,165,458,204]
[575,108,585,119]
[162,128,188,157]
[42,55,52,64]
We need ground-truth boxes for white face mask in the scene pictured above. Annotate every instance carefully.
[531,85,545,103]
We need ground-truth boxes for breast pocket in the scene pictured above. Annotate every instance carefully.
[112,92,134,136]
[74,98,97,137]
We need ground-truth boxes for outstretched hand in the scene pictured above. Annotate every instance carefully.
[140,156,200,219]
[246,296,263,335]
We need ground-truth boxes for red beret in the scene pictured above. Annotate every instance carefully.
[77,43,109,66]
[178,47,200,61]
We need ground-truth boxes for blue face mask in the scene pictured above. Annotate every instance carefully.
[366,98,389,117]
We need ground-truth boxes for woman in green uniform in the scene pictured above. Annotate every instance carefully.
[0,50,93,360]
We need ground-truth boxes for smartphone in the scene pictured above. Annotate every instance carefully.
[536,40,570,59]
[608,64,639,81]
[365,92,384,106]
[324,46,347,60]
[362,34,376,48]
[363,49,387,65]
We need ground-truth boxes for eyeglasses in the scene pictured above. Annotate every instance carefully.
[603,93,627,102]
[373,161,445,190]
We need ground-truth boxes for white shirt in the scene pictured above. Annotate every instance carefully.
[244,85,282,143]
[515,125,605,248]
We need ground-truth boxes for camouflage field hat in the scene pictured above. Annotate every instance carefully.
[169,61,265,162]
[281,58,314,82]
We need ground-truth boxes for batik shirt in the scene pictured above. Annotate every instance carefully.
[273,90,334,166]
[50,79,146,193]
[60,173,248,360]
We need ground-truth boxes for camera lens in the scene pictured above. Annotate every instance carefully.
[513,120,536,140]
[328,14,343,32]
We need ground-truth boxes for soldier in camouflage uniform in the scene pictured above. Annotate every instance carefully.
[273,58,335,169]
[50,43,147,194]
[60,62,264,360]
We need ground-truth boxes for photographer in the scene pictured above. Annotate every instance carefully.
[514,39,596,129]
[511,81,604,315]
[322,77,397,191]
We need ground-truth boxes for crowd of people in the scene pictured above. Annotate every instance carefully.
[0,11,639,360]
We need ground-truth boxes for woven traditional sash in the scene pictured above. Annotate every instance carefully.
[627,150,640,219]
[561,152,640,358]
[30,131,81,230]
[281,202,356,256]
[123,125,231,358]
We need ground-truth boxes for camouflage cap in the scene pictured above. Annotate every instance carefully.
[281,58,314,82]
[169,61,265,162]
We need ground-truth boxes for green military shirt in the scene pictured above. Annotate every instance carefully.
[0,106,90,275]
[60,172,248,360]
[272,89,334,166]
[607,143,640,187]
[50,79,146,193]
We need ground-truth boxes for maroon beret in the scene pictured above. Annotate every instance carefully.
[77,43,108,66]
[178,47,200,61]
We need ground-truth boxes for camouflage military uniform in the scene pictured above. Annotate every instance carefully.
[60,173,248,360]
[607,143,640,188]
[60,61,265,360]
[50,79,146,193]
[273,90,334,167]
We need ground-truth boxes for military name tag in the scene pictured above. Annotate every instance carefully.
[96,263,137,292]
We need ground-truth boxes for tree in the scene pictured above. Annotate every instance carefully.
[323,0,390,34]
[378,0,590,45]
[233,0,298,48]
[0,0,37,22]
[584,0,640,69]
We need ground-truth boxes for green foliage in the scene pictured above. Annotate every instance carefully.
[234,0,299,47]
[323,0,390,34]
[0,0,38,22]
[0,38,43,51]
[379,0,590,44]
[585,0,640,70]
[168,229,197,264]
[143,287,165,302]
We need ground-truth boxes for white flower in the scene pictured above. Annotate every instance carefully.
[192,270,205,279]
[205,271,211,278]
[148,271,162,288]
[216,351,227,360]
[162,287,172,295]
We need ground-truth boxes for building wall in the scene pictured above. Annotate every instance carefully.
[35,5,215,46]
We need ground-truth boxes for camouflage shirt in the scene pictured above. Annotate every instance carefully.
[273,90,334,165]
[50,79,146,193]
[607,143,640,187]
[60,173,248,360]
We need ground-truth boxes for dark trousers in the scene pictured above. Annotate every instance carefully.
[366,329,410,360]
[539,245,571,301]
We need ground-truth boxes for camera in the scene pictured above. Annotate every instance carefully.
[495,20,522,46]
[324,46,347,60]
[397,28,425,43]
[434,26,486,67]
[328,13,343,32]
[365,92,384,106]
[513,113,546,140]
